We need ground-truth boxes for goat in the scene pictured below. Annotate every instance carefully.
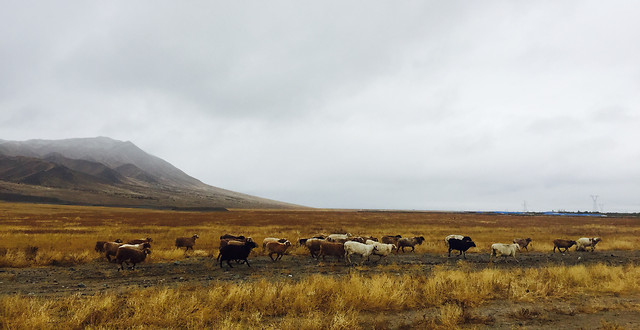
[175,234,199,251]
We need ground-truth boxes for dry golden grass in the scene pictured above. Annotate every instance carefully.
[1,264,639,328]
[1,202,638,267]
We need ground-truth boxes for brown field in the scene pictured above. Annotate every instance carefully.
[1,201,640,328]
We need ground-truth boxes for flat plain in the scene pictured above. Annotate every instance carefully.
[1,202,639,329]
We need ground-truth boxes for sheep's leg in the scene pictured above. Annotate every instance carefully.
[226,259,234,268]
[513,254,519,263]
[462,251,467,259]
[269,253,275,262]
[448,248,452,257]
[244,258,251,267]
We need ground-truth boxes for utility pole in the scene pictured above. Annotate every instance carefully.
[590,195,599,213]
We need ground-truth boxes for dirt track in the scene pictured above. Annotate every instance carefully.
[2,249,639,297]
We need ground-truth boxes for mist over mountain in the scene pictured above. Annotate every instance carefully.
[0,137,300,209]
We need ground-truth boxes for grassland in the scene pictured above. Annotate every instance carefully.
[1,201,639,328]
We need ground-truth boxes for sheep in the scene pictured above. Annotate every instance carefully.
[262,237,288,252]
[575,237,602,252]
[305,238,324,259]
[217,238,253,262]
[219,240,258,268]
[266,240,292,261]
[513,238,532,251]
[397,236,425,253]
[490,243,520,262]
[381,235,402,245]
[127,237,152,245]
[116,246,151,271]
[95,239,122,253]
[344,241,377,264]
[220,234,245,240]
[326,233,352,243]
[175,234,199,251]
[119,242,151,250]
[553,239,577,253]
[347,236,367,243]
[318,240,346,261]
[365,240,396,261]
[444,234,465,247]
[103,241,124,262]
[447,238,476,259]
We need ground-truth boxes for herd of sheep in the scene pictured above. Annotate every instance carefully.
[94,233,602,270]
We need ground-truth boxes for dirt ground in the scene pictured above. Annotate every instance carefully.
[2,249,640,328]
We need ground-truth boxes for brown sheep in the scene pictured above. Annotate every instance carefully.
[513,238,532,251]
[381,235,402,245]
[304,238,324,258]
[266,241,292,261]
[318,241,346,261]
[553,239,577,253]
[116,246,151,271]
[127,237,152,245]
[95,239,122,253]
[397,236,425,253]
[175,234,199,251]
[103,241,124,262]
[262,237,288,251]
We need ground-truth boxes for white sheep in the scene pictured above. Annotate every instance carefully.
[365,240,396,261]
[326,233,352,243]
[344,241,377,264]
[490,243,521,262]
[575,237,602,252]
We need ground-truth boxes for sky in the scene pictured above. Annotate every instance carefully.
[1,1,639,212]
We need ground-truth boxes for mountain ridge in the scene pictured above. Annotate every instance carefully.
[0,137,302,210]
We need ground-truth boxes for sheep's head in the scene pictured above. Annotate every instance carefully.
[284,241,292,247]
[525,238,532,243]
[415,237,425,244]
[593,237,602,244]
[193,234,199,239]
[143,248,151,255]
[515,243,521,251]
[114,239,123,243]
[391,244,397,251]
[141,242,152,249]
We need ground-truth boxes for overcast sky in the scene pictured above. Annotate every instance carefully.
[1,1,639,212]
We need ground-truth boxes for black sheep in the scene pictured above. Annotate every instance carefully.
[219,240,258,268]
[448,238,476,259]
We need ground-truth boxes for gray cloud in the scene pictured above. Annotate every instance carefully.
[1,1,639,212]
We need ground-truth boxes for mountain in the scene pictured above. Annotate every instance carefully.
[0,137,301,210]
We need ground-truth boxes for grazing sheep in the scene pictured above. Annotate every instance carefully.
[95,239,122,253]
[116,246,151,271]
[305,238,324,258]
[447,238,476,259]
[553,239,577,253]
[513,238,532,251]
[318,241,346,261]
[381,235,402,245]
[326,233,353,243]
[103,241,124,262]
[397,236,425,253]
[175,234,199,251]
[490,243,521,262]
[575,237,602,252]
[219,240,258,268]
[127,237,152,245]
[262,237,288,251]
[344,241,377,264]
[365,240,396,261]
[266,241,292,261]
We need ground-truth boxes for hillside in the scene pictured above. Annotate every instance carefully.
[0,137,301,210]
